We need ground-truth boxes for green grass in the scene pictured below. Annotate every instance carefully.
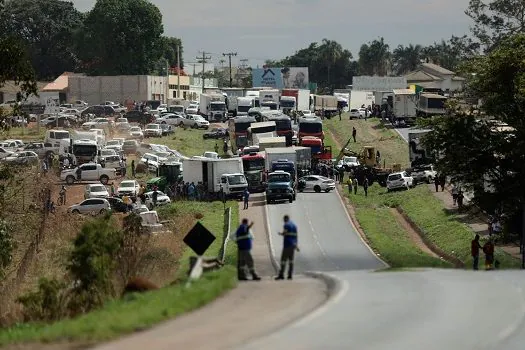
[147,127,222,157]
[327,116,519,269]
[0,200,240,346]
[1,125,46,141]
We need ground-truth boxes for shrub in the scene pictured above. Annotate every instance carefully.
[17,278,67,322]
[0,219,13,279]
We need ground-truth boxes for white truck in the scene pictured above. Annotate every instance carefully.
[199,93,227,122]
[350,90,375,109]
[222,88,245,116]
[236,96,255,116]
[258,137,286,151]
[259,89,280,110]
[60,163,117,185]
[392,89,417,126]
[182,158,247,198]
[265,147,297,173]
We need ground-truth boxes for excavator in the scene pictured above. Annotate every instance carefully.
[334,138,401,187]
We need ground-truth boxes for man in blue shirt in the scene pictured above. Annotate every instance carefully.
[235,218,261,281]
[243,188,250,209]
[276,215,299,280]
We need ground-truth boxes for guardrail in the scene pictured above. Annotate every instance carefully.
[186,207,232,286]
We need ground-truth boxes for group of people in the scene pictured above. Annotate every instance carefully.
[471,234,497,270]
[235,215,298,281]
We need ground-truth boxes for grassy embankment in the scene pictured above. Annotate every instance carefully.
[0,129,240,346]
[324,116,519,269]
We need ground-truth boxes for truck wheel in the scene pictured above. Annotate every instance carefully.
[72,209,80,214]
[66,175,75,185]
[314,185,321,193]
[99,175,109,184]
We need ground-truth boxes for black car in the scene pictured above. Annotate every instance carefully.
[43,116,78,128]
[125,110,155,125]
[81,105,115,118]
[106,197,130,213]
[160,123,174,136]
[203,127,229,139]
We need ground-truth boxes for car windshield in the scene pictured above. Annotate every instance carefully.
[146,124,159,129]
[117,118,127,123]
[106,141,119,145]
[268,173,290,182]
[130,127,141,132]
[227,174,246,185]
[123,141,136,146]
[90,185,106,192]
[389,174,402,181]
[120,182,135,188]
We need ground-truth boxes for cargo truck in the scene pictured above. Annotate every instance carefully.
[236,96,255,116]
[281,89,310,112]
[258,137,286,151]
[199,93,227,122]
[259,89,280,110]
[312,95,338,117]
[392,89,417,126]
[182,157,247,198]
[222,88,245,116]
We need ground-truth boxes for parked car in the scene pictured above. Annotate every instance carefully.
[160,123,174,136]
[183,114,209,129]
[122,139,139,155]
[143,123,162,138]
[349,109,360,119]
[202,127,228,139]
[82,117,110,130]
[297,175,336,193]
[106,196,130,213]
[157,113,185,126]
[0,147,13,159]
[129,126,144,140]
[124,110,154,125]
[117,179,140,197]
[186,103,199,114]
[140,153,166,172]
[60,163,117,185]
[144,190,171,209]
[23,142,57,158]
[341,156,359,169]
[81,105,115,118]
[300,110,313,117]
[84,183,110,199]
[3,151,39,165]
[67,198,111,215]
[386,171,414,192]
[410,164,437,184]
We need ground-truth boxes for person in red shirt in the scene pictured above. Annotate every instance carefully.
[483,239,495,270]
[471,234,482,270]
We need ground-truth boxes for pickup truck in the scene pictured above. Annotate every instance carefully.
[410,164,437,184]
[23,142,58,158]
[60,163,117,185]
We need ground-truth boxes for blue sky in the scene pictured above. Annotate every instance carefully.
[71,0,472,68]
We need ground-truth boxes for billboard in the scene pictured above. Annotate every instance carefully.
[252,67,309,89]
[352,76,407,91]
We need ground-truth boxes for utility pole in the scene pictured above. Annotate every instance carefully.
[186,62,199,76]
[177,45,181,99]
[222,52,237,87]
[196,51,211,93]
[165,59,169,103]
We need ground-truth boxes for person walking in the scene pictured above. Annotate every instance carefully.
[276,215,299,280]
[338,108,342,121]
[483,239,495,270]
[235,218,261,281]
[352,127,357,142]
[131,159,135,177]
[214,143,219,154]
[243,188,250,209]
[353,175,358,195]
[471,234,482,270]
[434,175,440,192]
[346,177,353,194]
[363,177,369,197]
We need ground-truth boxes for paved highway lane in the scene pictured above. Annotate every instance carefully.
[239,269,525,350]
[266,191,385,273]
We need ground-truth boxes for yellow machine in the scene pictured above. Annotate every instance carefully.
[334,141,401,172]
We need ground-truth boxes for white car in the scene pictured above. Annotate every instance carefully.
[298,175,336,193]
[129,126,144,139]
[100,148,118,158]
[84,183,109,199]
[358,108,368,118]
[158,113,185,126]
[0,147,14,159]
[4,151,39,165]
[203,151,219,159]
[144,190,171,209]
[183,114,209,129]
[105,140,123,152]
[301,110,313,117]
[143,123,163,138]
[68,198,111,215]
[82,118,110,130]
[386,171,414,191]
[349,109,360,119]
[186,104,199,114]
[140,152,166,171]
[342,156,359,168]
[117,179,140,197]
[156,104,167,113]
[62,108,81,117]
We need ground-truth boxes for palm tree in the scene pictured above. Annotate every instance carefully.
[318,39,342,86]
[392,44,422,75]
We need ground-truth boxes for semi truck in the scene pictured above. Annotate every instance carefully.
[182,157,247,198]
[246,90,261,107]
[312,95,338,116]
[222,88,245,116]
[280,89,310,112]
[350,91,375,109]
[408,130,432,167]
[392,89,417,126]
[199,93,227,122]
[258,137,286,151]
[236,96,255,116]
[259,89,280,110]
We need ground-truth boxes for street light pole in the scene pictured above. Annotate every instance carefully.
[222,52,237,88]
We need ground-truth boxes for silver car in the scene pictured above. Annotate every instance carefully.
[68,198,111,214]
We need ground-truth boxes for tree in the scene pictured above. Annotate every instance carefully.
[421,36,480,71]
[465,0,525,50]
[421,34,525,235]
[317,39,343,87]
[392,44,422,75]
[358,38,391,76]
[160,36,184,69]
[1,0,84,81]
[78,0,164,76]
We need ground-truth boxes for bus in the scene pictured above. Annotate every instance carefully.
[247,121,276,145]
[241,152,266,192]
[298,116,323,142]
[264,114,293,146]
[228,116,256,153]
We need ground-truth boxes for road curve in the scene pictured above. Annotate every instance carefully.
[239,269,525,350]
[266,191,385,273]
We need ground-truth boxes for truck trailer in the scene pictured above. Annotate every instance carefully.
[199,93,227,122]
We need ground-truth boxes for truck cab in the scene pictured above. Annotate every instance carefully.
[265,170,296,204]
[220,173,248,199]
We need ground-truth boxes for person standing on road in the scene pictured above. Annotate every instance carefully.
[276,215,299,280]
[131,159,135,177]
[243,188,250,209]
[363,177,369,197]
[352,127,357,142]
[235,218,261,281]
[471,234,482,270]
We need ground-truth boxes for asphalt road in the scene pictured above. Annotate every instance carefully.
[239,269,525,350]
[266,191,385,273]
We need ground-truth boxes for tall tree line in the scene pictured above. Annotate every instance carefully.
[0,0,184,80]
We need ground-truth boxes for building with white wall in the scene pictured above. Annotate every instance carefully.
[404,63,465,92]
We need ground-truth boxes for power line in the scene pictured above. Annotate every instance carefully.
[222,52,237,87]
[196,51,212,92]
